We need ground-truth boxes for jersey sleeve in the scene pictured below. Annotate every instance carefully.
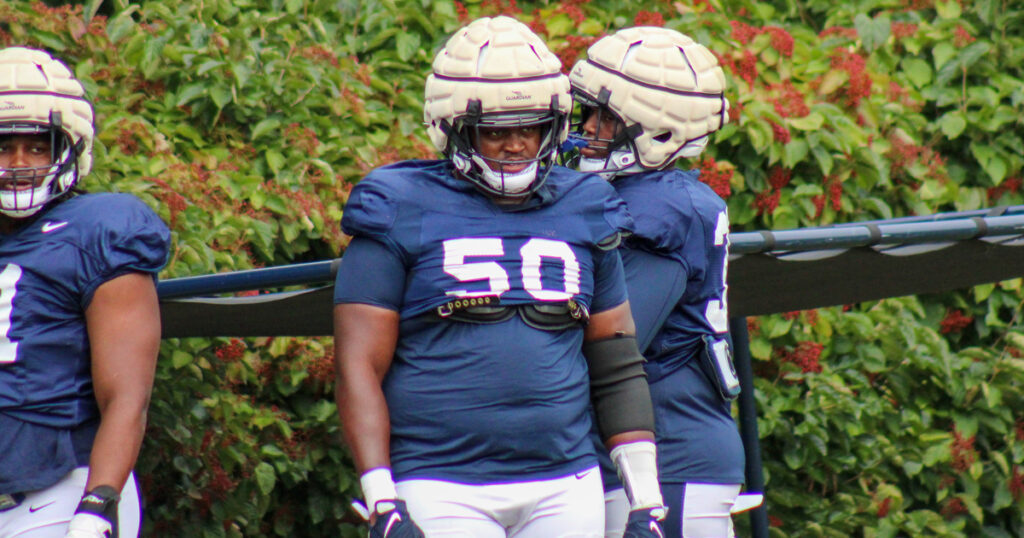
[574,174,633,249]
[76,194,170,308]
[334,236,406,310]
[621,248,687,352]
[589,246,628,313]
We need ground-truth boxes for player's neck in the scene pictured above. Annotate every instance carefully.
[0,215,24,235]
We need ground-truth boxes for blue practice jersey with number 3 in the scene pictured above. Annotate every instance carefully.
[336,160,632,484]
[0,193,170,494]
[598,169,745,488]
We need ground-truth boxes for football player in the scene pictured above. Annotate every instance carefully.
[566,28,757,537]
[0,47,170,538]
[333,16,667,538]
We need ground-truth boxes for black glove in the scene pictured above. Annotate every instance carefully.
[623,506,667,538]
[369,500,425,538]
[64,485,120,538]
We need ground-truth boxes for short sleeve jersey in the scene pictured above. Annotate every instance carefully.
[337,160,632,484]
[602,169,744,486]
[0,193,170,493]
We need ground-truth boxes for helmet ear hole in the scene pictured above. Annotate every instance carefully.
[652,132,672,143]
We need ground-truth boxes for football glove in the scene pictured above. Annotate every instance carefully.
[368,499,425,538]
[64,485,119,538]
[623,506,667,538]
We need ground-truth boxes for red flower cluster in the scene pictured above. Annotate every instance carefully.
[1011,466,1024,501]
[729,21,793,57]
[819,26,858,40]
[306,353,335,384]
[556,35,598,73]
[950,428,977,473]
[634,10,665,27]
[754,189,780,215]
[764,26,794,57]
[214,339,246,362]
[876,496,892,518]
[771,121,791,143]
[782,341,824,373]
[770,81,810,118]
[284,122,321,154]
[830,50,871,108]
[953,25,975,47]
[555,0,588,23]
[940,308,974,334]
[455,1,470,23]
[730,20,760,45]
[697,156,734,199]
[987,175,1021,202]
[940,497,968,519]
[299,45,340,68]
[767,166,793,190]
[891,21,918,40]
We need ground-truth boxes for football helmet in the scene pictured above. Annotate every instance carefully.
[424,16,571,199]
[567,27,728,179]
[0,47,94,218]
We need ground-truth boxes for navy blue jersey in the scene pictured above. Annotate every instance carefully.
[0,193,170,494]
[336,160,632,484]
[599,169,744,488]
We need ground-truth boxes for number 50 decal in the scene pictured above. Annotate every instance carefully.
[443,237,581,301]
[0,264,22,364]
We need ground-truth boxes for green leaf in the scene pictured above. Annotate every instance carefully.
[171,350,193,368]
[854,13,890,52]
[254,462,276,495]
[901,58,932,88]
[396,32,422,62]
[106,5,141,43]
[788,113,825,131]
[935,0,962,19]
[932,42,956,71]
[938,112,966,139]
[251,118,281,141]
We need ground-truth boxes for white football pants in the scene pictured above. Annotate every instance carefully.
[396,466,604,537]
[0,467,141,538]
[604,483,741,538]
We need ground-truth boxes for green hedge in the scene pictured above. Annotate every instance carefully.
[2,0,1022,535]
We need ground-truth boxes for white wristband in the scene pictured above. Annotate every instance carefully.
[360,468,398,514]
[610,440,664,510]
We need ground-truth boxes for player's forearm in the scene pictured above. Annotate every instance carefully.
[336,376,392,473]
[86,395,149,491]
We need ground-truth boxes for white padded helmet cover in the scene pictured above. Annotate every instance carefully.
[424,16,571,153]
[0,47,94,178]
[569,27,728,169]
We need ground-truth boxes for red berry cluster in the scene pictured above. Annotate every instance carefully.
[830,50,871,108]
[939,308,973,334]
[634,11,665,27]
[781,341,824,374]
[950,428,977,473]
[696,156,734,199]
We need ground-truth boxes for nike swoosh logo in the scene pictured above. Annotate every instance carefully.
[574,469,593,479]
[41,221,68,233]
[650,521,664,538]
[29,501,56,512]
[383,512,402,535]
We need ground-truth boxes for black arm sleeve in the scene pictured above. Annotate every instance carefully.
[583,335,656,441]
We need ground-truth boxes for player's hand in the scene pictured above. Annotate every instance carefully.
[369,500,425,538]
[64,486,119,538]
[623,506,667,538]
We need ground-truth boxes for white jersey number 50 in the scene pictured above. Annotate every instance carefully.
[443,237,581,301]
